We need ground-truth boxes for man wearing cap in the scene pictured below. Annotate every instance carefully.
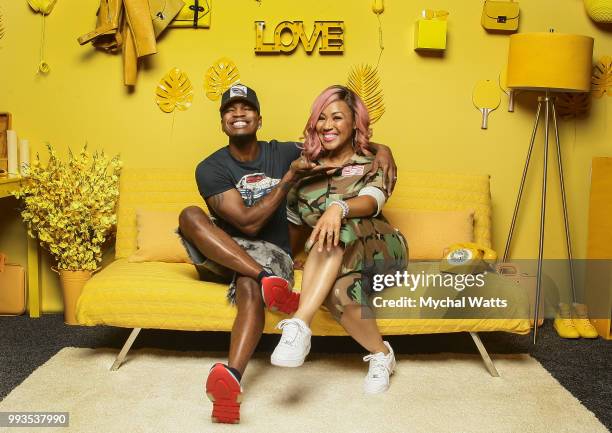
[178,84,397,424]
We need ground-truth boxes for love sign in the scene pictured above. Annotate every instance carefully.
[255,21,344,54]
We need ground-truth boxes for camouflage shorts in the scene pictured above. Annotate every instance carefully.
[177,230,294,303]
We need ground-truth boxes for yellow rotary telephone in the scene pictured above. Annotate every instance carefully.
[440,242,497,275]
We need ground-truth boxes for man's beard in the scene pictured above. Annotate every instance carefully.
[230,132,256,146]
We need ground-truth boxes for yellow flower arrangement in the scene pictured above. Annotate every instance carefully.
[14,144,122,271]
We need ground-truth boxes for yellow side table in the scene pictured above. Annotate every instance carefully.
[0,175,41,318]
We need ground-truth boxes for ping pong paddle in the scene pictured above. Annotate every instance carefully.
[499,70,515,112]
[473,80,500,129]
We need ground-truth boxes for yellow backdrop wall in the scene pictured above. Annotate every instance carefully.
[0,0,611,312]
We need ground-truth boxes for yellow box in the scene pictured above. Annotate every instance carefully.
[414,19,447,51]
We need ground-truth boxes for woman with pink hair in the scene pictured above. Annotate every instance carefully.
[271,85,408,394]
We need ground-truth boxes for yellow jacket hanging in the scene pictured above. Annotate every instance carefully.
[78,0,183,86]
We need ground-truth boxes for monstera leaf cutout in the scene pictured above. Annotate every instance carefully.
[556,92,591,119]
[155,68,194,113]
[347,64,385,124]
[27,0,58,15]
[592,56,612,98]
[205,58,240,101]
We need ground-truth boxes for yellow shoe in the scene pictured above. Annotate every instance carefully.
[553,303,580,339]
[571,303,599,339]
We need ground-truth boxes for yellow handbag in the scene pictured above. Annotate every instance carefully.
[496,263,543,327]
[0,253,26,315]
[481,0,520,33]
[169,0,211,28]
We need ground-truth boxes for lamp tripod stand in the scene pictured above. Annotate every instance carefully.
[502,91,577,344]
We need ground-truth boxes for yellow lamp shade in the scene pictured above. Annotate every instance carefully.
[506,33,594,92]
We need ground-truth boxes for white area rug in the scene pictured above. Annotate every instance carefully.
[0,348,607,433]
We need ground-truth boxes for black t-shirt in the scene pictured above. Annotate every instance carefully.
[195,140,302,255]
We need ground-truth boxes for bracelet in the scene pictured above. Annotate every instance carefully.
[329,200,349,219]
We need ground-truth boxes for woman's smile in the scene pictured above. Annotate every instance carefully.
[321,132,339,143]
[316,100,354,153]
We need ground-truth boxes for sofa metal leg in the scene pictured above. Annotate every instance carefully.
[110,328,142,371]
[469,332,500,377]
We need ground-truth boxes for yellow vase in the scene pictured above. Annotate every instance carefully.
[59,270,92,325]
[584,0,612,22]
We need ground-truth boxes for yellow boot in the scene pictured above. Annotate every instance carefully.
[571,303,599,339]
[553,303,580,339]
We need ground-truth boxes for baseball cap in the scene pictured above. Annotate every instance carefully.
[219,84,260,114]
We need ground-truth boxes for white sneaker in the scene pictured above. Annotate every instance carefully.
[363,341,396,394]
[271,318,312,367]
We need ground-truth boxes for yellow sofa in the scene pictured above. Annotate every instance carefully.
[76,168,530,375]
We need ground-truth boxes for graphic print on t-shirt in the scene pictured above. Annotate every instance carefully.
[236,173,280,206]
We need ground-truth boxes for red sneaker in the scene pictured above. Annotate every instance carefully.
[261,276,300,314]
[205,363,242,424]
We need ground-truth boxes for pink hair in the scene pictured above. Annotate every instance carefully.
[302,85,370,161]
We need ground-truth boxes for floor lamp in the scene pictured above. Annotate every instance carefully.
[503,32,594,343]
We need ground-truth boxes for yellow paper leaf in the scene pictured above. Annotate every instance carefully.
[592,56,612,98]
[155,68,194,113]
[347,64,386,124]
[27,0,57,15]
[205,58,240,101]
[556,92,591,119]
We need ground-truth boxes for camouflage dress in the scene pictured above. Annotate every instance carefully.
[290,153,408,319]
